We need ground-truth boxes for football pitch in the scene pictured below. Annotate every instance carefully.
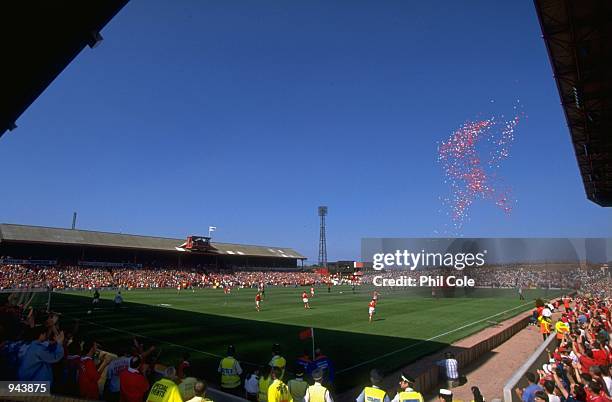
[45,286,562,392]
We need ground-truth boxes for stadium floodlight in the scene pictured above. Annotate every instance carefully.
[318,206,327,268]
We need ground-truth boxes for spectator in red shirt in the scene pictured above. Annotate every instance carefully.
[120,356,150,402]
[585,381,608,402]
[79,340,110,400]
[577,350,598,375]
[591,342,608,367]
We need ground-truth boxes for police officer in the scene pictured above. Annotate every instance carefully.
[269,344,287,379]
[356,369,390,402]
[391,372,423,402]
[218,345,243,394]
[305,368,333,402]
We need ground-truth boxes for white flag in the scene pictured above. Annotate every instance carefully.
[209,226,217,232]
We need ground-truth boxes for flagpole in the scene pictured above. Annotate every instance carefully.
[311,327,315,360]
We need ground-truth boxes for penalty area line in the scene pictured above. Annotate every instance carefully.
[336,300,534,374]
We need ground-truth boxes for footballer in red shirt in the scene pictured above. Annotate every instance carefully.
[255,292,262,311]
[302,291,310,309]
[368,299,377,323]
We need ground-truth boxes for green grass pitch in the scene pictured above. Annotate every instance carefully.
[46,286,562,393]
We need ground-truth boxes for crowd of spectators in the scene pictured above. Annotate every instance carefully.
[515,295,611,402]
[0,262,610,402]
[361,265,611,297]
[0,264,324,290]
[0,296,214,401]
[2,263,611,298]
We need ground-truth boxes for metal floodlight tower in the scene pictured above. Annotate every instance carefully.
[318,206,328,268]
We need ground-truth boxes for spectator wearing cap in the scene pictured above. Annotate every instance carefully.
[147,366,183,402]
[186,380,212,402]
[356,369,390,402]
[17,325,65,385]
[269,344,287,379]
[119,356,150,402]
[218,345,243,394]
[438,389,453,402]
[515,372,543,402]
[305,368,333,402]
[288,367,308,402]
[437,353,460,389]
[179,366,198,401]
[391,372,423,402]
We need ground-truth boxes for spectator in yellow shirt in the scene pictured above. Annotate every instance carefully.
[268,367,292,402]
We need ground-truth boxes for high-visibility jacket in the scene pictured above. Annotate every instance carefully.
[555,321,570,339]
[270,355,287,378]
[146,378,183,402]
[306,383,330,402]
[539,318,551,334]
[220,356,241,388]
[258,375,272,402]
[397,391,424,402]
[364,387,387,402]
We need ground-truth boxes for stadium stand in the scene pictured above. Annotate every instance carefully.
[534,0,612,207]
[0,224,306,270]
[0,0,130,137]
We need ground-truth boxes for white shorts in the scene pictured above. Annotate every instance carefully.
[303,298,309,303]
[256,301,260,307]
[369,307,375,314]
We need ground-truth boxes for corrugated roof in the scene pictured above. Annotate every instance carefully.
[0,224,306,260]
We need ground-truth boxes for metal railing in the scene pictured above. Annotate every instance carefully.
[502,332,557,402]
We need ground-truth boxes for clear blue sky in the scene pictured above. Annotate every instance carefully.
[1,0,610,262]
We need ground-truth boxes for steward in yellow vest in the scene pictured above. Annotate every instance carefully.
[147,368,183,402]
[304,368,333,402]
[555,320,570,340]
[218,345,243,390]
[269,344,287,380]
[258,366,273,402]
[357,369,390,402]
[391,372,423,402]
